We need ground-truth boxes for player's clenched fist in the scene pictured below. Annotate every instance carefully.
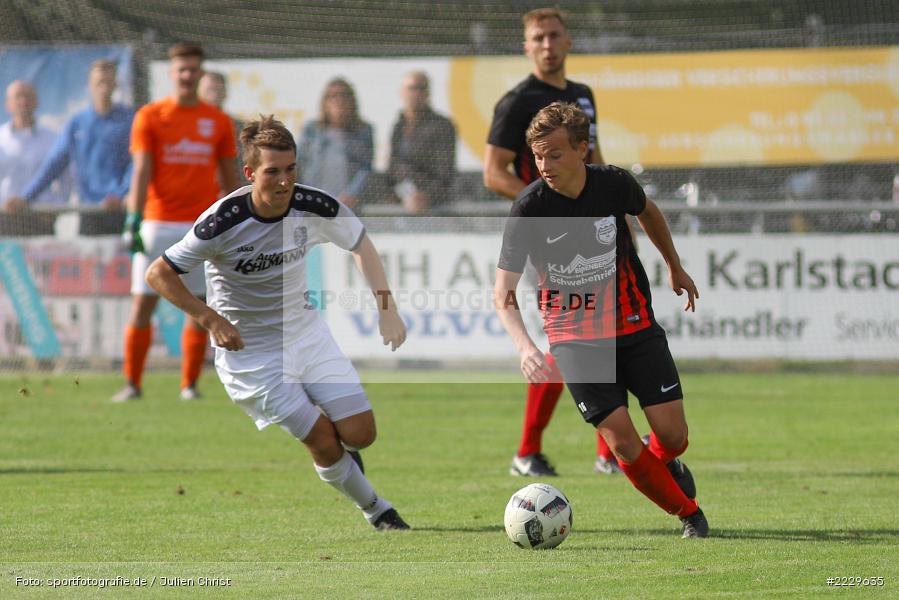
[206,314,244,351]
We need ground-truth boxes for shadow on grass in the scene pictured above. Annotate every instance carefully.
[0,467,127,475]
[412,525,505,533]
[411,525,644,536]
[604,528,899,543]
[0,467,228,475]
[711,528,899,542]
[831,471,899,478]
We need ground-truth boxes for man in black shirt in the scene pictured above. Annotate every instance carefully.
[484,7,613,477]
[494,102,708,538]
[388,71,456,214]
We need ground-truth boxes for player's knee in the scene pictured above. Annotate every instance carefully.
[609,438,643,464]
[342,425,376,450]
[655,427,688,451]
[334,410,376,449]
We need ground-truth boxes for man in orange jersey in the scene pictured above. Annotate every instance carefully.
[113,42,240,402]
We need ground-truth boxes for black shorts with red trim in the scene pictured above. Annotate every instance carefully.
[550,327,682,427]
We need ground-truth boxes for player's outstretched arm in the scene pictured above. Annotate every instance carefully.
[636,199,699,312]
[494,268,551,383]
[351,234,407,351]
[483,144,526,200]
[145,257,244,350]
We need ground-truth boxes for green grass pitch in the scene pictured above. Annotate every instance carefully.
[1,371,896,598]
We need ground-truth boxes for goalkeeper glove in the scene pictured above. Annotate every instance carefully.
[122,211,144,254]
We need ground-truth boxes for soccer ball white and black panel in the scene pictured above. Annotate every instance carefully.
[504,483,572,550]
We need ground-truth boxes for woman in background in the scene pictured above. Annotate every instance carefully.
[298,78,373,209]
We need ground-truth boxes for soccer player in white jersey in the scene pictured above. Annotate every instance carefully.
[145,115,410,530]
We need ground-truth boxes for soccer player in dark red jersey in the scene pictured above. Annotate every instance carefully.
[494,102,708,538]
[484,7,616,477]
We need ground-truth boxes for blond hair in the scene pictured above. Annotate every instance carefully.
[522,7,568,30]
[525,101,589,148]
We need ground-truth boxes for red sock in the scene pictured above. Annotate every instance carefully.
[596,434,615,461]
[517,352,564,457]
[620,446,698,517]
[123,325,152,389]
[181,326,208,389]
[648,432,688,464]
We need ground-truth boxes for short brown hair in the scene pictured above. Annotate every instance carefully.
[240,115,296,168]
[90,59,117,76]
[522,7,568,30]
[167,42,205,61]
[525,101,589,149]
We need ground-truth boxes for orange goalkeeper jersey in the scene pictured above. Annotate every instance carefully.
[130,97,237,222]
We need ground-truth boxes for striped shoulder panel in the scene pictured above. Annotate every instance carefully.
[290,186,341,219]
[194,193,253,240]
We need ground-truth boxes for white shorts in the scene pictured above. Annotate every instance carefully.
[131,220,206,296]
[215,323,369,436]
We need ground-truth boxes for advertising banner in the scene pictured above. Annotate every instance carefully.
[1,233,895,362]
[316,232,899,361]
[451,47,899,167]
[0,237,179,361]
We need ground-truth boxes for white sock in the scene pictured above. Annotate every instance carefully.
[314,451,391,523]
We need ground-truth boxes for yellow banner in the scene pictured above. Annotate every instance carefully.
[450,46,899,167]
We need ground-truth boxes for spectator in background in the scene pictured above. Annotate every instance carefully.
[113,42,240,404]
[1,80,72,210]
[298,78,372,210]
[387,71,456,214]
[9,60,133,229]
[199,70,245,183]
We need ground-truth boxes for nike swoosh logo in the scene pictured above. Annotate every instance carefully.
[660,382,680,393]
[546,233,568,244]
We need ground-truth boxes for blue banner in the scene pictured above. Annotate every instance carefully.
[155,300,185,357]
[0,45,133,130]
[0,241,61,359]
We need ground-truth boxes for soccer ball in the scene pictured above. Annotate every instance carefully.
[504,483,572,550]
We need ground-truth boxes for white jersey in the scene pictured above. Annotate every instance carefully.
[163,184,365,352]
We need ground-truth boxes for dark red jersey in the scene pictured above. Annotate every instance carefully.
[487,74,597,184]
[498,165,660,345]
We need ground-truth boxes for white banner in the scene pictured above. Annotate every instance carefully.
[1,233,895,362]
[317,232,899,361]
[645,235,899,359]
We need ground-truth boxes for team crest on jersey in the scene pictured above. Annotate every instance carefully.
[577,97,595,118]
[594,217,616,245]
[197,118,215,138]
[294,226,308,250]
